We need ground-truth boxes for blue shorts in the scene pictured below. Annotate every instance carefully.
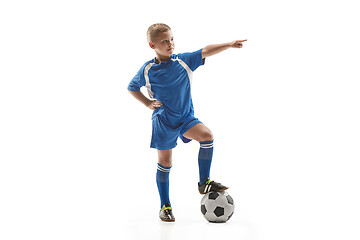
[150,115,202,150]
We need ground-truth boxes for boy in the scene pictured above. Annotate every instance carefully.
[128,23,246,222]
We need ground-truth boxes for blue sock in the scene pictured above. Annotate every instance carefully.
[156,163,171,208]
[198,140,214,185]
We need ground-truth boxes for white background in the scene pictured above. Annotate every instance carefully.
[1,0,359,239]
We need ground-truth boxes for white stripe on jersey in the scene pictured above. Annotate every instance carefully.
[144,62,155,100]
[172,57,193,85]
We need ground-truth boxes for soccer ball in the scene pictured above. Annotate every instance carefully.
[200,191,234,223]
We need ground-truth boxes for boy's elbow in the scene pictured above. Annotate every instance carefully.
[201,48,208,59]
[128,89,136,95]
[128,89,141,98]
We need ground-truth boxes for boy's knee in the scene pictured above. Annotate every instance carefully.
[159,160,172,168]
[199,130,213,142]
[157,150,172,167]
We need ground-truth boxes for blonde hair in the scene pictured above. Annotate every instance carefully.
[147,23,171,42]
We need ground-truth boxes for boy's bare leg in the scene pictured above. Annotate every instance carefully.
[183,123,213,142]
[157,149,172,167]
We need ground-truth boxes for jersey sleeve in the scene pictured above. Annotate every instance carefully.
[177,49,205,71]
[128,66,146,91]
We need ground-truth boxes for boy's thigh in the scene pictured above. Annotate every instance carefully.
[183,123,213,142]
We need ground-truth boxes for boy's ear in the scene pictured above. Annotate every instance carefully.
[149,42,155,49]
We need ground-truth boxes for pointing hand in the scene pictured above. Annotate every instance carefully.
[231,39,247,48]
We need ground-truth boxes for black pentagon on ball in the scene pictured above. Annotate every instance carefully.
[208,192,219,200]
[201,205,207,215]
[226,195,234,205]
[213,206,224,217]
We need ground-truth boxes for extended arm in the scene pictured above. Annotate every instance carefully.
[128,90,162,110]
[201,39,247,59]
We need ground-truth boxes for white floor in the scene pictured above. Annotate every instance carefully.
[124,215,254,240]
[1,121,360,240]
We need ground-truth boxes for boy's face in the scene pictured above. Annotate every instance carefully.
[149,30,175,59]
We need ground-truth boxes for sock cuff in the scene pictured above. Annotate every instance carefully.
[157,163,172,172]
[200,140,214,148]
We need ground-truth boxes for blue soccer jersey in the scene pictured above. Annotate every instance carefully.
[128,49,205,127]
[128,49,205,150]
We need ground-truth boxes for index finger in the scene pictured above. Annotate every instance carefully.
[239,39,247,42]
